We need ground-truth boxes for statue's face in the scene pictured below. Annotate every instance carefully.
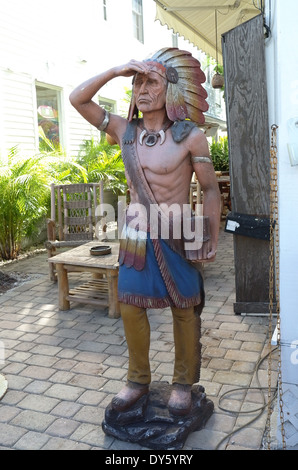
[133,71,167,114]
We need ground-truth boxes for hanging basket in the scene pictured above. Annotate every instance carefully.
[212,73,225,89]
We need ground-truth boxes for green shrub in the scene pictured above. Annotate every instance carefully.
[77,138,127,194]
[209,136,229,172]
[0,137,127,260]
[0,148,50,259]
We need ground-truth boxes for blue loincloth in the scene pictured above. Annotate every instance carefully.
[118,235,204,310]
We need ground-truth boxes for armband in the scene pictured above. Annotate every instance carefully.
[97,110,110,131]
[191,156,213,164]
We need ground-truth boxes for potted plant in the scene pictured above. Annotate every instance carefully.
[211,64,225,91]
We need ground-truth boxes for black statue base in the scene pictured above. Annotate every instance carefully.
[102,382,214,450]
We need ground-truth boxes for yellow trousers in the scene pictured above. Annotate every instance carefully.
[119,302,201,386]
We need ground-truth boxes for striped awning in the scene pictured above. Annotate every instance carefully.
[154,0,261,64]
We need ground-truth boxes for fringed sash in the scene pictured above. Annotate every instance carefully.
[119,120,210,270]
[118,217,147,271]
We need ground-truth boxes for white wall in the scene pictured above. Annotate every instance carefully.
[0,0,223,158]
[0,0,176,157]
[0,70,36,153]
[0,0,104,156]
[265,0,298,449]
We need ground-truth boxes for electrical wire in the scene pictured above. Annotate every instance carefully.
[266,0,272,37]
[214,347,279,450]
[253,0,264,13]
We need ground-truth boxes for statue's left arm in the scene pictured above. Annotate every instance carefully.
[188,129,221,261]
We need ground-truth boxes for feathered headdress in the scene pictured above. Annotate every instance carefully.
[128,47,208,124]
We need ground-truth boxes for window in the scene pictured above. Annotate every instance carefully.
[132,0,144,43]
[99,98,116,114]
[36,85,62,150]
[205,65,213,84]
[103,0,107,21]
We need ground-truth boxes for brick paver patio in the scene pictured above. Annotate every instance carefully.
[0,226,277,450]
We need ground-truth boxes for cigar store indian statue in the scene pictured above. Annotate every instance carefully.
[70,47,221,416]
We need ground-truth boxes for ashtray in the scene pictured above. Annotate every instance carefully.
[90,245,111,256]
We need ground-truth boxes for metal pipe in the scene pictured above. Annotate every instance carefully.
[160,0,242,12]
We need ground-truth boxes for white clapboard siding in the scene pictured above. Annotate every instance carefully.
[68,101,100,156]
[1,70,37,155]
[1,0,204,159]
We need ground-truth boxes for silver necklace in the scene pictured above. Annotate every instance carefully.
[139,121,172,147]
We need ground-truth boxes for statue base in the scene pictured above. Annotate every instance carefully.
[102,382,214,450]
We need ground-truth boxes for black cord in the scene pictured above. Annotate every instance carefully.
[253,0,271,39]
[214,347,279,450]
[253,0,264,13]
